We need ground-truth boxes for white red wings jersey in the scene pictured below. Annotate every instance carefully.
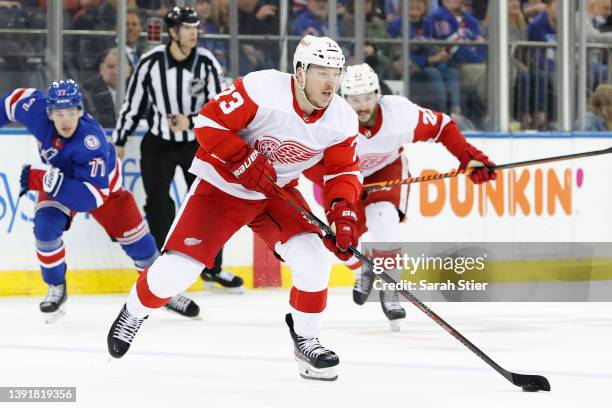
[191,69,361,204]
[357,95,454,177]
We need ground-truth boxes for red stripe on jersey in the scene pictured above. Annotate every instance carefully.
[412,107,467,159]
[196,78,258,161]
[109,162,121,191]
[303,161,324,184]
[289,287,328,313]
[322,135,361,208]
[9,88,26,112]
[136,269,171,308]
[37,247,66,265]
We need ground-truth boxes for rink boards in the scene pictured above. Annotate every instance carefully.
[1,130,611,295]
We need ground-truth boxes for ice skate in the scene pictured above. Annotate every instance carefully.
[40,282,67,324]
[285,313,339,381]
[164,293,201,319]
[380,289,406,332]
[107,304,146,359]
[353,268,375,305]
[201,269,245,294]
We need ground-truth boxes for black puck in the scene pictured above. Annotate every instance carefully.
[522,384,540,392]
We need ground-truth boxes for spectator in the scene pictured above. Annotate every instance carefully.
[385,0,439,22]
[342,0,392,77]
[71,0,99,25]
[0,0,21,7]
[71,0,137,76]
[582,0,612,91]
[388,0,461,114]
[467,0,488,22]
[483,0,532,129]
[196,0,217,33]
[82,47,132,128]
[428,0,487,126]
[205,0,230,68]
[72,0,129,31]
[291,0,342,37]
[137,0,160,12]
[585,0,612,42]
[197,0,225,67]
[238,0,279,74]
[528,0,557,130]
[585,84,612,131]
[342,0,387,39]
[521,0,546,21]
[0,1,27,94]
[361,42,394,80]
[125,8,144,68]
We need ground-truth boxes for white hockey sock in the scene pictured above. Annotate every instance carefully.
[126,251,203,318]
[126,285,154,319]
[290,306,322,338]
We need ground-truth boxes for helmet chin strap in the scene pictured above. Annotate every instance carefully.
[297,68,325,112]
[172,28,191,58]
[175,38,191,58]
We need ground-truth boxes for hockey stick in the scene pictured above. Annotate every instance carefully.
[364,146,612,192]
[272,183,551,392]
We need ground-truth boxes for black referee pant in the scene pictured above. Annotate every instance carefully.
[140,133,222,274]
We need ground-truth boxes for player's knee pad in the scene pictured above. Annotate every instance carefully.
[121,233,159,271]
[33,207,69,242]
[275,233,332,292]
[365,201,402,242]
[146,251,203,298]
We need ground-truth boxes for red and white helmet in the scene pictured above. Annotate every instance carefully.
[293,35,345,75]
[341,63,380,97]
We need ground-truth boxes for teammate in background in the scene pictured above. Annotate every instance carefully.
[107,35,362,381]
[113,6,244,294]
[306,63,496,331]
[0,80,200,322]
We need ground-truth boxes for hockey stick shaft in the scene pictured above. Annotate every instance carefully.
[272,184,549,390]
[364,146,612,191]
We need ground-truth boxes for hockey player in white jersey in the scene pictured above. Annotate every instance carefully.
[107,35,362,381]
[306,63,497,331]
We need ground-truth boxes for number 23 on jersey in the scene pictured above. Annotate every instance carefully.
[214,85,244,114]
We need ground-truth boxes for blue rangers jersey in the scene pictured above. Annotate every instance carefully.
[427,6,486,64]
[0,88,121,212]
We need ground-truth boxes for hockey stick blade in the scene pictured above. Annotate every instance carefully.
[511,373,551,391]
[271,182,551,391]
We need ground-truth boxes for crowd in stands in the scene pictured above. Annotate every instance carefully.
[2,0,612,131]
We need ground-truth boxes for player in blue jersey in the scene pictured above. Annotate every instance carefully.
[0,80,201,322]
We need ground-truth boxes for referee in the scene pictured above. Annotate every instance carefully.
[112,6,243,293]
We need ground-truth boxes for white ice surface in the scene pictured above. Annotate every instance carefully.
[1,288,611,408]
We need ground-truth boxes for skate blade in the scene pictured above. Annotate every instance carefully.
[162,307,203,320]
[203,281,245,295]
[43,307,66,324]
[296,358,338,381]
[389,319,401,332]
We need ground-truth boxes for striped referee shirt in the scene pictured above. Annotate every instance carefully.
[113,44,225,145]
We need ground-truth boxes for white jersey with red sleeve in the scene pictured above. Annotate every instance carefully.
[191,69,361,207]
[357,95,467,177]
